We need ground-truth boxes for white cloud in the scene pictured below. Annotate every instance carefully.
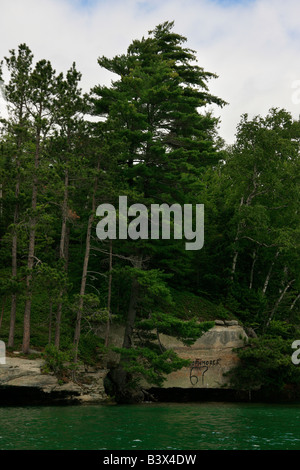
[1,0,300,143]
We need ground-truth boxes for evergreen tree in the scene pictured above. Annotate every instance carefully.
[50,63,87,349]
[22,58,56,353]
[220,108,300,330]
[1,44,33,348]
[91,21,225,400]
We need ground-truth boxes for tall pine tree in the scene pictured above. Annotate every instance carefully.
[91,21,226,401]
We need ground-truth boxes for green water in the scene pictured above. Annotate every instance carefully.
[0,402,300,450]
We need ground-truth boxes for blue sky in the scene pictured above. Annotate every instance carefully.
[1,0,300,144]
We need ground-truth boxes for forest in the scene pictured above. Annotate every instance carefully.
[0,21,300,401]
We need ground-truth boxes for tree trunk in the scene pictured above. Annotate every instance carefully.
[73,211,94,360]
[22,131,40,354]
[22,214,37,353]
[55,301,62,349]
[55,168,69,349]
[122,276,140,350]
[290,293,300,311]
[105,240,113,347]
[107,255,143,404]
[231,168,261,281]
[8,170,20,348]
[266,278,295,328]
[0,297,6,331]
[48,299,53,344]
[55,226,70,348]
[73,158,100,361]
[8,294,17,348]
[122,253,143,349]
[249,249,257,290]
[262,251,279,296]
[230,197,244,280]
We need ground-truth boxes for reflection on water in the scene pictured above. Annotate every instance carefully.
[1,402,300,450]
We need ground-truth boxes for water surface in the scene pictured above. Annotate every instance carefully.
[0,402,300,450]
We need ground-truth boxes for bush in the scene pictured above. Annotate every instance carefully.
[41,344,76,378]
[77,334,106,366]
[227,335,300,392]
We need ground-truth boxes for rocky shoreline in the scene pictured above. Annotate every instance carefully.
[0,356,110,405]
[0,321,249,405]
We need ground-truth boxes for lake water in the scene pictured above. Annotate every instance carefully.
[0,402,300,450]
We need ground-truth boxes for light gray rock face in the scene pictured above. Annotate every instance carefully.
[0,357,108,403]
[99,322,248,390]
[155,324,248,389]
[0,322,247,403]
[0,358,57,388]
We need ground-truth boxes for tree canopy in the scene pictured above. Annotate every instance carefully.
[0,22,299,402]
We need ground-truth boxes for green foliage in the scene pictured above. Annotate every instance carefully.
[167,289,233,321]
[136,313,214,346]
[77,334,106,366]
[113,345,190,387]
[70,293,109,333]
[220,108,300,332]
[225,286,268,328]
[227,322,300,392]
[1,27,299,399]
[41,344,77,378]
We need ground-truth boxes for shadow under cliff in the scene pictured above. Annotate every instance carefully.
[0,385,81,406]
[146,386,300,404]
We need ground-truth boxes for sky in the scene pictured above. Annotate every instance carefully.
[1,0,300,144]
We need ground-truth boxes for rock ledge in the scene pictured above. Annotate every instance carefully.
[0,357,109,405]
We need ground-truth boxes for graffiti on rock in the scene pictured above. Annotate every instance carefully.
[189,358,221,385]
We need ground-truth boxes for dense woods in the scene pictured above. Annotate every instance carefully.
[0,22,300,400]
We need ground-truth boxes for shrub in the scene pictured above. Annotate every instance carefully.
[41,344,76,378]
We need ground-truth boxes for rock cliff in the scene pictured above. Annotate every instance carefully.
[153,321,248,389]
[0,356,108,405]
[0,320,248,404]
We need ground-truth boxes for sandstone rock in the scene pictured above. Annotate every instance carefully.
[144,324,248,390]
[98,322,249,392]
[0,356,109,404]
[224,320,239,326]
